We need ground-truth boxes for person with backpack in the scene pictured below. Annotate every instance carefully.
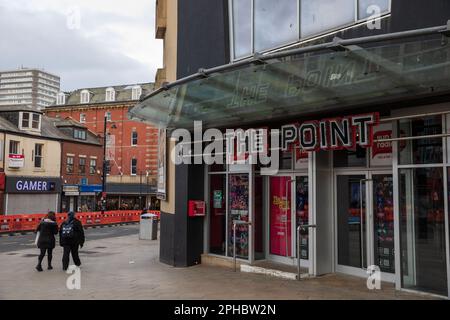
[35,211,58,272]
[59,211,85,271]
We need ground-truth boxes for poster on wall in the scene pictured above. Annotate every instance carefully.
[228,174,249,258]
[270,177,291,257]
[213,190,223,210]
[157,127,167,200]
[370,123,392,167]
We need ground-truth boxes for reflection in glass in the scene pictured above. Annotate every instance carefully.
[296,176,309,259]
[254,0,298,52]
[232,0,252,58]
[209,174,226,255]
[358,0,390,19]
[373,175,395,274]
[398,116,443,165]
[333,147,367,168]
[399,168,447,296]
[301,0,355,38]
[337,175,366,268]
[228,174,250,258]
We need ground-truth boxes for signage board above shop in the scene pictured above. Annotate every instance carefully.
[5,176,62,194]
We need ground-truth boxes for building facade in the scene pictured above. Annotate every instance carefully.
[45,83,160,211]
[54,118,103,213]
[0,68,60,110]
[130,0,450,298]
[0,107,62,214]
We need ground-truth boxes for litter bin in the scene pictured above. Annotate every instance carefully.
[139,213,158,240]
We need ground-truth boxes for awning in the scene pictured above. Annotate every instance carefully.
[129,23,450,130]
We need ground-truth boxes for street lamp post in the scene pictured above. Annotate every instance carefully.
[101,115,107,214]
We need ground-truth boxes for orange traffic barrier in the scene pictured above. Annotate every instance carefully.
[0,210,153,234]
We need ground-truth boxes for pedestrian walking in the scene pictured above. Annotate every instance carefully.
[35,211,58,272]
[59,211,85,271]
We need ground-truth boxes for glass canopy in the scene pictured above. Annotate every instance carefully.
[129,31,450,130]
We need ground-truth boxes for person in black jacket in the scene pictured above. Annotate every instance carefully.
[35,211,58,272]
[59,211,85,271]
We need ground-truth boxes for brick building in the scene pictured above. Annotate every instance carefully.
[45,83,159,211]
[52,118,103,213]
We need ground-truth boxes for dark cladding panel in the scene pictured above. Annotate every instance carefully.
[159,211,175,266]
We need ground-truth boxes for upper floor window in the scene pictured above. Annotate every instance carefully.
[131,86,142,100]
[80,90,90,104]
[131,158,137,175]
[79,157,86,175]
[20,112,41,130]
[34,144,43,168]
[105,87,115,102]
[9,140,20,155]
[131,131,138,146]
[105,111,112,122]
[66,156,74,174]
[90,158,97,174]
[74,129,87,140]
[56,92,66,105]
[80,113,86,123]
[230,0,391,60]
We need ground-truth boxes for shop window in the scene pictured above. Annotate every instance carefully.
[90,159,97,174]
[228,174,250,258]
[209,174,226,256]
[398,115,443,165]
[34,144,43,168]
[334,147,367,168]
[79,157,86,175]
[254,0,298,52]
[131,158,137,175]
[66,156,74,174]
[399,167,447,296]
[9,140,20,155]
[296,176,309,259]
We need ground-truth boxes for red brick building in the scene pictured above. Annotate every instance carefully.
[45,83,159,210]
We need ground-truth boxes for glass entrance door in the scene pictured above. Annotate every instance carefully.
[268,175,309,264]
[336,172,394,279]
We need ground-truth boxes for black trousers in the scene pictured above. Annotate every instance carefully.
[38,248,53,266]
[62,245,81,270]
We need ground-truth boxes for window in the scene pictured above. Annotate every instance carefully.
[74,129,87,140]
[56,92,66,105]
[32,114,40,129]
[90,159,97,174]
[105,111,112,122]
[131,86,142,100]
[79,157,86,175]
[230,0,391,60]
[105,88,115,102]
[66,156,74,173]
[131,131,138,146]
[80,113,86,123]
[34,144,43,168]
[254,0,298,52]
[80,90,90,104]
[9,140,20,155]
[300,0,355,38]
[21,112,30,128]
[131,158,137,175]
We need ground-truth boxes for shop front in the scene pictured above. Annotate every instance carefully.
[129,26,450,298]
[4,176,62,215]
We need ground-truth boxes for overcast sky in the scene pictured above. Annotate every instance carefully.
[0,0,163,91]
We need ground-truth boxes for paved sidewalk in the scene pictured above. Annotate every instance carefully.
[0,232,436,300]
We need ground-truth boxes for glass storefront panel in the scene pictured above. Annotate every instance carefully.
[296,176,309,259]
[373,174,395,274]
[334,148,367,168]
[337,175,366,268]
[232,0,252,58]
[255,176,264,259]
[228,174,250,258]
[399,167,448,296]
[270,176,292,257]
[398,115,443,165]
[209,174,226,256]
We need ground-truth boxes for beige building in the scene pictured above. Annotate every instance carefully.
[0,106,62,214]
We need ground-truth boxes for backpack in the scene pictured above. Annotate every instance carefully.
[61,221,75,240]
